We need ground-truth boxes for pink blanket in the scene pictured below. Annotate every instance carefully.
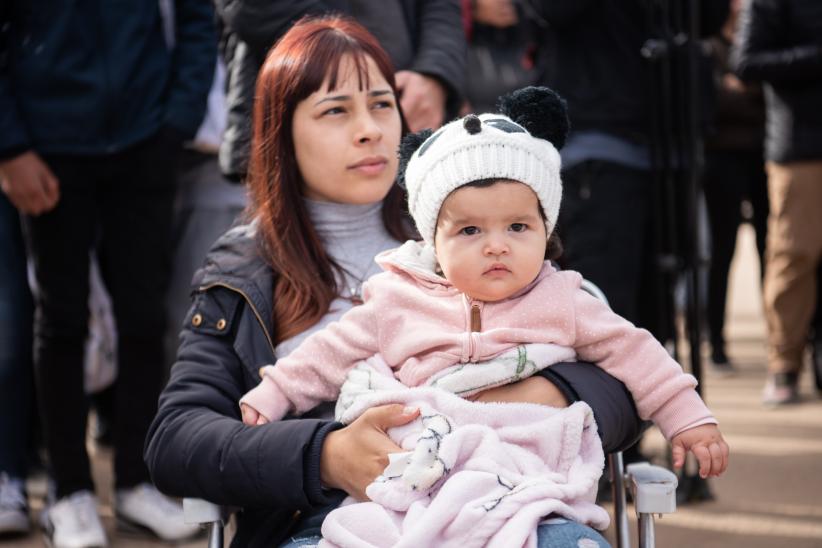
[319,356,609,548]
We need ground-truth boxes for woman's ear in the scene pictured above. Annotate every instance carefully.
[497,86,570,150]
[397,128,433,188]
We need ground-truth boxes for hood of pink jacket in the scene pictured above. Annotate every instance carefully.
[375,240,555,301]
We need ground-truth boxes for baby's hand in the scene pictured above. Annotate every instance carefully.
[670,424,729,478]
[240,403,269,426]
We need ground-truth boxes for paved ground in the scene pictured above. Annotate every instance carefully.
[4,225,821,547]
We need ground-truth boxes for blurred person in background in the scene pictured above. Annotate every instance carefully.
[702,0,768,372]
[0,189,34,536]
[528,0,728,336]
[526,0,729,484]
[0,1,215,546]
[163,56,248,378]
[461,0,540,113]
[157,1,248,378]
[732,0,822,406]
[214,0,466,182]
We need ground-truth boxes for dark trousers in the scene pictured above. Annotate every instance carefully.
[557,160,657,330]
[702,149,768,352]
[0,192,33,478]
[22,133,176,498]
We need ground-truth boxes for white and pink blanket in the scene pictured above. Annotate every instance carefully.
[319,346,609,548]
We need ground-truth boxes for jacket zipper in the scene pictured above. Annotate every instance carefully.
[470,304,482,332]
[465,298,483,362]
[198,282,276,357]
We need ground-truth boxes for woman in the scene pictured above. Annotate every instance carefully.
[145,16,642,548]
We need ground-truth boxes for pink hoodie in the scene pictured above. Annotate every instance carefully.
[241,240,715,439]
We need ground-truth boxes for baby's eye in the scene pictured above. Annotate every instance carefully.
[510,223,527,232]
[460,226,479,236]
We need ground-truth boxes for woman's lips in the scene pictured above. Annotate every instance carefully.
[349,157,388,175]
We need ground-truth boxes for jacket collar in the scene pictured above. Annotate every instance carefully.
[192,220,274,323]
[376,239,556,301]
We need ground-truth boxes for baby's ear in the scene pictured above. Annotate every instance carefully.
[397,128,433,188]
[497,86,570,150]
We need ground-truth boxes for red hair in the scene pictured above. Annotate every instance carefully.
[247,15,412,344]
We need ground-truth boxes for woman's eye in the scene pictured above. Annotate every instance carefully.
[372,100,394,110]
[460,226,479,236]
[322,106,345,116]
[510,223,527,232]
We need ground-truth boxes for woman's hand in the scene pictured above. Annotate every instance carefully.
[671,424,730,478]
[468,376,570,407]
[320,404,420,501]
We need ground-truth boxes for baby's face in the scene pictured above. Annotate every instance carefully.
[434,181,547,302]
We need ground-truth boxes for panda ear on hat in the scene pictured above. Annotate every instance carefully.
[397,128,433,188]
[497,86,570,151]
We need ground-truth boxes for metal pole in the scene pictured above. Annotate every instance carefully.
[208,522,224,548]
[610,453,631,548]
[685,0,705,394]
[637,513,656,548]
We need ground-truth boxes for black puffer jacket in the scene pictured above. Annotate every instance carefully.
[214,0,466,182]
[145,223,345,548]
[731,0,822,163]
[145,223,643,547]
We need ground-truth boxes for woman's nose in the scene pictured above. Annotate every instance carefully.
[355,113,382,144]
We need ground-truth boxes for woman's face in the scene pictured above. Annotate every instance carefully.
[292,54,402,204]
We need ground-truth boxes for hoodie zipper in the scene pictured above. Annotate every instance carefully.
[470,303,482,332]
[465,298,483,362]
[198,282,276,357]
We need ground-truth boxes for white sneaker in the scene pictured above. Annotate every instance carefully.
[0,473,30,534]
[115,483,200,541]
[41,490,107,548]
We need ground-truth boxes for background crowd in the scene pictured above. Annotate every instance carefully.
[0,0,820,546]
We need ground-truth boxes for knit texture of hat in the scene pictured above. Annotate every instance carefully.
[403,113,562,246]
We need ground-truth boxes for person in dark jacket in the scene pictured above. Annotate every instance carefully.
[703,0,769,371]
[214,0,467,181]
[731,0,822,405]
[526,0,729,474]
[528,0,729,334]
[0,1,215,545]
[145,16,644,548]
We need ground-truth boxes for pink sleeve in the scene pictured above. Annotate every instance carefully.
[242,286,382,420]
[568,275,716,440]
[239,366,291,421]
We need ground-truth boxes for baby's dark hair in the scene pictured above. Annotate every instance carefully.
[461,179,563,261]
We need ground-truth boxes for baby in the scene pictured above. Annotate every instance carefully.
[241,86,729,479]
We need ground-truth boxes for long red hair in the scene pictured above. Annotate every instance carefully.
[247,16,412,344]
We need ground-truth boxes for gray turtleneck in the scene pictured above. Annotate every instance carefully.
[274,198,402,359]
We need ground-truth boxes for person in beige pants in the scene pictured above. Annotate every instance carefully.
[732,0,822,405]
[762,162,822,403]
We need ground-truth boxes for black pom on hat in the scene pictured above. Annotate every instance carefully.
[497,86,570,150]
[397,128,433,188]
[463,114,482,134]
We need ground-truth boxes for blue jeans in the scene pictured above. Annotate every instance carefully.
[0,192,33,478]
[280,519,610,548]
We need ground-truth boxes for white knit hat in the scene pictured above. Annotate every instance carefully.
[399,87,570,246]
